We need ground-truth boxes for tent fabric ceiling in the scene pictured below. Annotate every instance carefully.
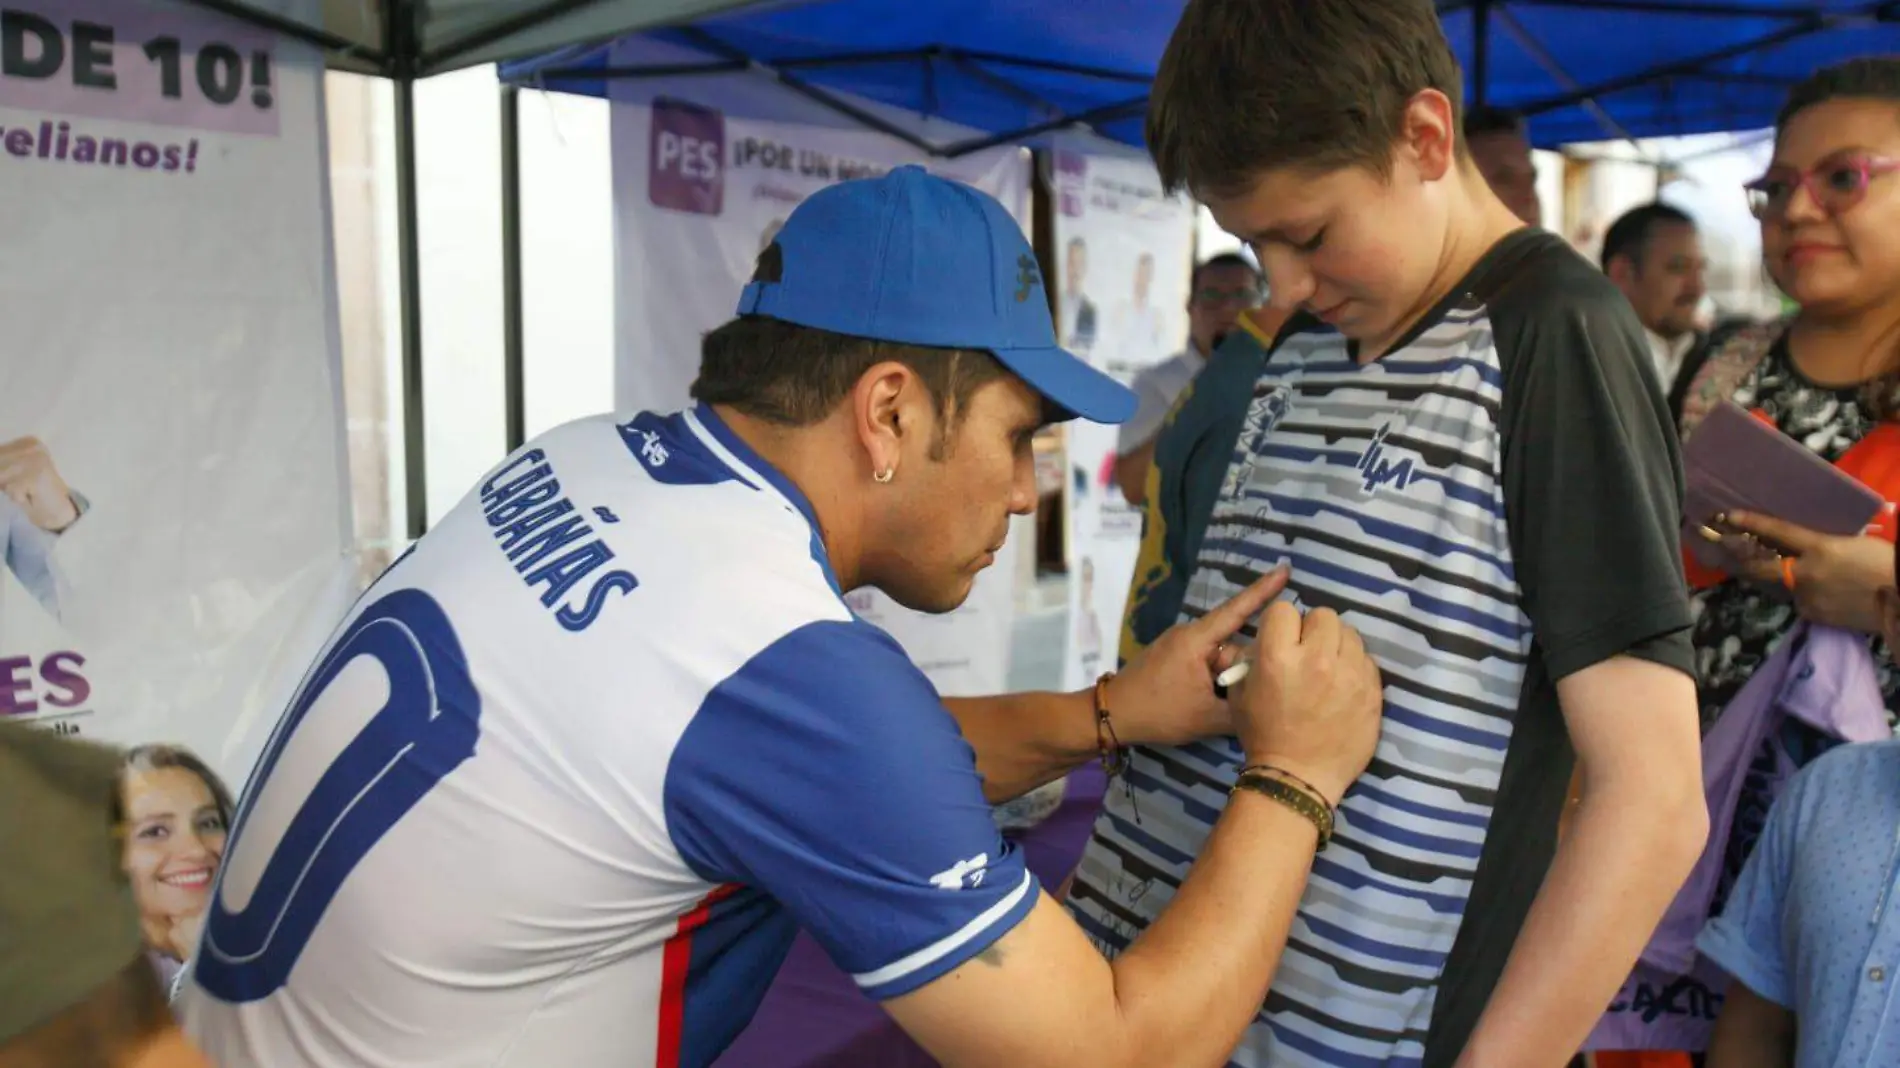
[499,0,1900,151]
[178,0,770,76]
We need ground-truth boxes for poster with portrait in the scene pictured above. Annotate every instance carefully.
[1052,135,1196,690]
[609,51,1031,696]
[0,0,352,987]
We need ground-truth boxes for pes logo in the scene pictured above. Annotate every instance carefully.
[1053,150,1087,218]
[649,97,724,216]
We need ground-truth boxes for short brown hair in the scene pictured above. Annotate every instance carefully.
[0,955,172,1068]
[691,243,1021,456]
[1147,0,1464,197]
[691,318,1010,460]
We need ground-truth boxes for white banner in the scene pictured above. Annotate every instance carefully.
[0,0,351,789]
[611,83,1031,697]
[1053,137,1196,690]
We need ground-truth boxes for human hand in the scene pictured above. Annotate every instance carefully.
[0,437,79,533]
[1721,510,1893,633]
[1230,599,1384,806]
[1104,565,1290,748]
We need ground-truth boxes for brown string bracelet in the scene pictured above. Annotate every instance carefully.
[1092,673,1129,776]
[1092,673,1140,822]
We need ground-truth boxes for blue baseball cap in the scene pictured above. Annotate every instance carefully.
[736,166,1136,425]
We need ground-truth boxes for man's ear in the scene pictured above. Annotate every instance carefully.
[851,362,921,478]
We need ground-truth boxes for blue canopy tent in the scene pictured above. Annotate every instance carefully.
[175,0,1899,535]
[500,0,1900,153]
[490,0,1897,485]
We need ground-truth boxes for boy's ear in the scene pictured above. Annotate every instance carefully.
[1398,89,1458,183]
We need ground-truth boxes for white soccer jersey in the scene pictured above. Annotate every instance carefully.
[179,405,1037,1067]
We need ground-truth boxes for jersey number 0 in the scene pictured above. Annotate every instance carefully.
[193,587,481,1003]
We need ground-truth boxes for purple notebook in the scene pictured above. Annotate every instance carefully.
[1682,401,1883,571]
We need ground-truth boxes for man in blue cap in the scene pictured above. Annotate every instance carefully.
[177,166,1384,1068]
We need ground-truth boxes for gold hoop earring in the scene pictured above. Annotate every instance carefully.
[874,468,895,484]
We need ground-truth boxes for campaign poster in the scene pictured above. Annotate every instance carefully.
[0,0,352,989]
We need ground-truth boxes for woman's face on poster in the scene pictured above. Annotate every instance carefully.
[122,765,227,928]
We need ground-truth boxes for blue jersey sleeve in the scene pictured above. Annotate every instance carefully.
[662,619,1038,1001]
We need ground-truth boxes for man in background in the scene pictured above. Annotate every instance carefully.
[1105,252,1166,375]
[1601,203,1711,419]
[0,722,211,1068]
[1114,302,1291,675]
[1466,106,1543,226]
[1114,253,1263,505]
[1063,236,1098,353]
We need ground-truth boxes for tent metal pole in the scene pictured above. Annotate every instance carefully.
[1492,6,1640,146]
[421,0,612,73]
[947,48,1151,84]
[1518,12,1837,115]
[1498,0,1810,17]
[778,48,942,70]
[533,60,748,81]
[939,96,1149,159]
[673,27,941,155]
[394,75,428,540]
[501,86,527,453]
[776,74,940,154]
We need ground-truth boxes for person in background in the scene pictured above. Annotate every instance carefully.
[1105,252,1166,375]
[1063,236,1098,353]
[1068,1,1706,1065]
[1114,253,1263,505]
[1679,57,1900,730]
[0,721,211,1068]
[1601,203,1710,418]
[1072,555,1104,676]
[1693,534,1900,1067]
[116,745,235,997]
[1115,303,1293,678]
[1594,56,1900,1068]
[1466,105,1543,227]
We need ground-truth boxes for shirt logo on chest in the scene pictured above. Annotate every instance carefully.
[1355,421,1419,493]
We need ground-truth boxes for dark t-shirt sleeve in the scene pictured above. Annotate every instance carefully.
[1493,265,1695,682]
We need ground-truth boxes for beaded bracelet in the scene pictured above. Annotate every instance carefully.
[1238,763,1336,810]
[1231,769,1334,850]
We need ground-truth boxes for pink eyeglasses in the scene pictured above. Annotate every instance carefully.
[1745,155,1900,220]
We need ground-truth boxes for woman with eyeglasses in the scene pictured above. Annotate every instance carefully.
[1619,56,1900,1068]
[1680,57,1900,731]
